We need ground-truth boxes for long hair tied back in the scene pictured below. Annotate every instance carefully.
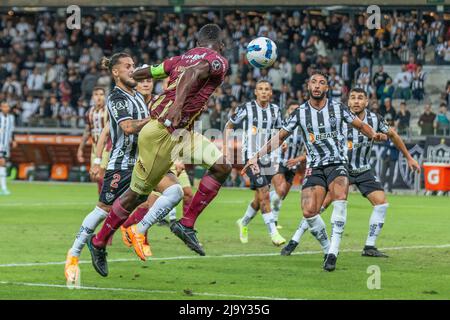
[100,53,131,73]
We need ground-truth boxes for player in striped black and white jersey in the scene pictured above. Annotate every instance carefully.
[0,102,15,196]
[284,88,420,258]
[226,80,287,246]
[242,72,388,271]
[65,52,153,285]
[270,101,306,229]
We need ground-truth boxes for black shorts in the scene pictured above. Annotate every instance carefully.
[245,160,278,190]
[349,169,384,197]
[302,163,349,191]
[99,169,133,205]
[275,164,297,185]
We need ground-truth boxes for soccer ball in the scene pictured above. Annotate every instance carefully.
[246,37,278,69]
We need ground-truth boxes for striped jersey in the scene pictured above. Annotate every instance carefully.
[107,86,149,171]
[280,127,303,167]
[85,105,108,145]
[283,99,355,168]
[343,110,389,173]
[230,100,283,164]
[0,113,14,157]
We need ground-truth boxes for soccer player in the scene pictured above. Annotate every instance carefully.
[270,101,306,229]
[0,102,15,195]
[228,80,286,246]
[242,71,387,271]
[87,24,232,276]
[77,87,108,194]
[65,52,152,285]
[282,88,420,258]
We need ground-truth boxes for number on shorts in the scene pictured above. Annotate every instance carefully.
[111,173,121,189]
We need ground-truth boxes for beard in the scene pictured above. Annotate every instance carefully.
[308,89,326,100]
[123,78,137,88]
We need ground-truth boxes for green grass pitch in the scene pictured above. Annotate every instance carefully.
[0,182,449,300]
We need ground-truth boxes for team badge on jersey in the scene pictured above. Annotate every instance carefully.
[211,60,222,71]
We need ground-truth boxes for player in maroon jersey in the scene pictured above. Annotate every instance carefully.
[87,24,232,276]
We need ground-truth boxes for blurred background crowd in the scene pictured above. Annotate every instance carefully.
[1,8,449,135]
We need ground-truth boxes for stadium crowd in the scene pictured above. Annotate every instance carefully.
[0,9,449,135]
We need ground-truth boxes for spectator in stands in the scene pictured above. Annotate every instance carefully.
[412,64,426,102]
[395,101,411,136]
[291,63,307,93]
[418,104,436,136]
[81,66,99,100]
[268,61,283,99]
[373,65,390,98]
[48,95,60,125]
[26,67,44,94]
[279,56,293,84]
[370,101,381,115]
[21,95,39,127]
[380,98,397,126]
[394,64,412,100]
[434,103,450,136]
[2,75,22,97]
[59,99,75,128]
[328,67,344,103]
[43,63,56,90]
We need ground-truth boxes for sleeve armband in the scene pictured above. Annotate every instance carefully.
[150,64,168,80]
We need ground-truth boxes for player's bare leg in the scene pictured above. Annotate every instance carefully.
[301,186,330,259]
[237,192,259,243]
[363,190,389,257]
[324,176,350,271]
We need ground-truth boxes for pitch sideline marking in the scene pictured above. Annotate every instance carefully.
[0,281,295,300]
[1,243,449,268]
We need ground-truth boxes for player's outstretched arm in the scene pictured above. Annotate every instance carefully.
[119,117,151,135]
[164,60,211,127]
[90,124,110,179]
[241,129,291,175]
[351,117,387,142]
[132,63,170,81]
[387,128,421,172]
[77,124,91,163]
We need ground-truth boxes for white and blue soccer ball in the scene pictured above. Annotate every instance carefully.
[246,37,278,69]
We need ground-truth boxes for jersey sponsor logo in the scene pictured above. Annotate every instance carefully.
[181,52,207,61]
[347,140,353,150]
[311,131,338,141]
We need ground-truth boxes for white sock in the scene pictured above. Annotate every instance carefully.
[306,215,330,254]
[270,190,282,222]
[262,212,277,235]
[292,218,309,243]
[328,200,348,256]
[241,203,257,226]
[70,206,108,257]
[137,184,183,234]
[168,208,177,221]
[366,203,388,247]
[0,167,7,192]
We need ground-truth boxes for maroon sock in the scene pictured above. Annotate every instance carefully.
[122,206,149,228]
[180,175,222,228]
[93,199,130,248]
[183,197,192,216]
[97,178,104,195]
